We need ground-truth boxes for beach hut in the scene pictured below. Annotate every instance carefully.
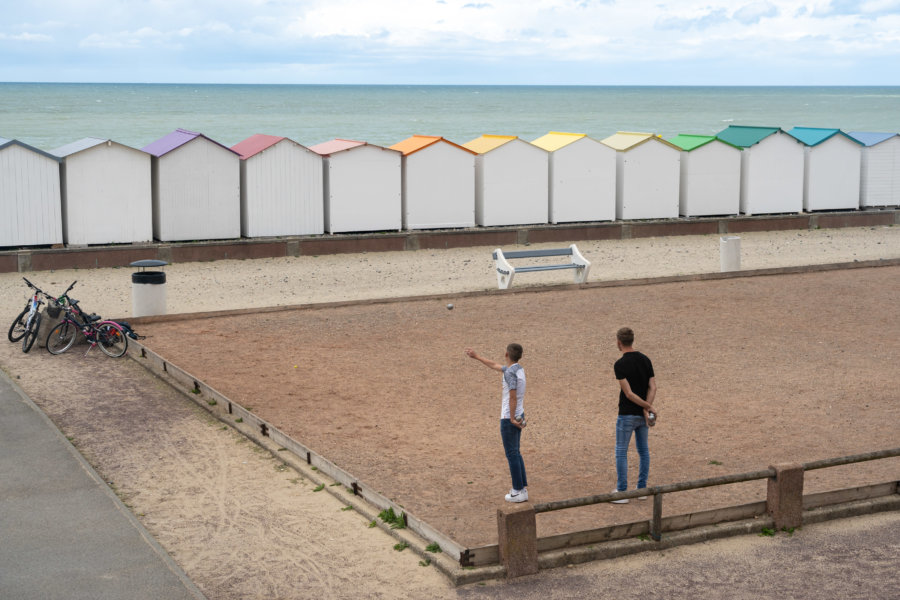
[308,139,401,234]
[715,126,805,215]
[231,134,324,237]
[667,134,741,217]
[50,138,152,245]
[141,129,240,242]
[600,132,681,220]
[531,132,616,224]
[0,137,62,247]
[389,135,476,230]
[462,135,548,227]
[849,132,900,208]
[788,127,862,212]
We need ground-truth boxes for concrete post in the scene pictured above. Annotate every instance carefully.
[497,503,538,578]
[767,463,804,530]
[720,236,741,272]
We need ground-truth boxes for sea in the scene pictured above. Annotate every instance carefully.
[1,83,898,151]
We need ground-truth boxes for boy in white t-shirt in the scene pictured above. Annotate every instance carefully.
[465,343,528,503]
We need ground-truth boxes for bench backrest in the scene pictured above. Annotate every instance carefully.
[492,247,574,260]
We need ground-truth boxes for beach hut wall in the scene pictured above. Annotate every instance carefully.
[668,134,741,217]
[788,127,862,211]
[601,132,681,220]
[462,135,549,227]
[389,135,476,230]
[309,139,401,234]
[848,132,900,208]
[141,129,240,242]
[0,137,62,247]
[531,132,616,224]
[50,138,152,245]
[716,126,804,215]
[232,134,324,237]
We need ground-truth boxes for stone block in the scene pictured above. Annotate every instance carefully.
[767,462,804,530]
[497,503,538,578]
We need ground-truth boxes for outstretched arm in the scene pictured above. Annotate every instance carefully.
[465,348,504,371]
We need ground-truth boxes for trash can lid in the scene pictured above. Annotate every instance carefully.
[130,259,168,269]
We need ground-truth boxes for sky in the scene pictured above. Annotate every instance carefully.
[2,0,899,85]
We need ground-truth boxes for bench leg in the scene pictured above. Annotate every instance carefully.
[494,249,515,289]
[569,244,591,284]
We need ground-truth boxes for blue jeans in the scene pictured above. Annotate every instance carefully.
[615,415,649,492]
[500,419,527,490]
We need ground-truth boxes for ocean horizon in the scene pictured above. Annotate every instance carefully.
[1,83,898,151]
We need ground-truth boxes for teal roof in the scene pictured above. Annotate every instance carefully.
[788,127,862,147]
[668,134,740,151]
[715,125,782,148]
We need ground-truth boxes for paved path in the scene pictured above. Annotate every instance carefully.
[0,370,205,600]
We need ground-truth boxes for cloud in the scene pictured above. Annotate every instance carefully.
[655,8,729,30]
[0,32,53,42]
[732,2,779,25]
[462,3,492,8]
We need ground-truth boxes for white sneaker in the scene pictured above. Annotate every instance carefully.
[505,488,528,503]
[611,489,629,504]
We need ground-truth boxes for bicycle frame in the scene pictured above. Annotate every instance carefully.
[55,302,125,357]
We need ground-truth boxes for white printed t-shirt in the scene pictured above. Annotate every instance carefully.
[501,363,526,420]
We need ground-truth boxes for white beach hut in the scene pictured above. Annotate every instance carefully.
[50,137,152,245]
[389,135,476,230]
[600,132,681,220]
[462,135,548,227]
[788,127,862,212]
[0,137,62,247]
[667,134,741,217]
[308,139,401,234]
[232,134,324,237]
[531,132,616,224]
[715,126,805,215]
[849,132,900,208]
[141,129,240,242]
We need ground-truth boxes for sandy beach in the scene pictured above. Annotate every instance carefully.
[2,226,898,319]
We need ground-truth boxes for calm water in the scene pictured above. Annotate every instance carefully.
[1,83,898,151]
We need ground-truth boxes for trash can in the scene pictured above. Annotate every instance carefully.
[131,259,168,317]
[720,236,741,272]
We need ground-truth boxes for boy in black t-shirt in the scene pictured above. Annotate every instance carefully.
[611,327,657,503]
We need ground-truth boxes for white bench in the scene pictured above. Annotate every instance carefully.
[492,244,591,289]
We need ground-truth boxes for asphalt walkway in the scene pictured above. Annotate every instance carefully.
[0,370,205,600]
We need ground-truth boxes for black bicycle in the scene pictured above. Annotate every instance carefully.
[7,278,75,353]
[45,294,127,358]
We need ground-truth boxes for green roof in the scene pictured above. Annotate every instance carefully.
[667,134,742,151]
[715,125,782,148]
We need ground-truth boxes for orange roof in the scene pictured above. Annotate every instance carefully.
[389,135,476,156]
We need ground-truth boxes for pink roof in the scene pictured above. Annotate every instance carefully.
[231,134,286,160]
[308,138,368,156]
[389,135,476,157]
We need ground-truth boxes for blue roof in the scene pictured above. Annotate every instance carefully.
[0,137,62,162]
[788,127,862,147]
[848,131,899,147]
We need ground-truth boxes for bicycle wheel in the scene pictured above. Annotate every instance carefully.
[46,321,78,355]
[8,308,29,342]
[96,322,128,358]
[21,312,42,353]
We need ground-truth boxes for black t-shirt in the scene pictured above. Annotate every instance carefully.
[614,351,655,416]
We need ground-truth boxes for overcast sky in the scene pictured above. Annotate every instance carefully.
[2,0,899,85]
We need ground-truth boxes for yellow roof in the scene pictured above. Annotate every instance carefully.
[462,134,518,154]
[601,131,680,152]
[531,132,586,152]
[389,135,476,157]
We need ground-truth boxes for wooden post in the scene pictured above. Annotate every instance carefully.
[767,463,804,530]
[650,494,663,541]
[497,503,538,578]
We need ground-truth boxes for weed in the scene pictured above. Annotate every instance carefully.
[425,542,442,553]
[221,426,228,430]
[638,534,651,542]
[378,507,406,530]
[289,478,300,485]
[235,417,243,423]
[190,388,200,394]
[207,399,217,406]
[277,447,288,451]
[759,528,776,537]
[781,526,798,536]
[368,520,377,528]
[467,481,473,484]
[313,484,325,492]
[708,460,723,465]
[341,505,353,512]
[393,542,408,552]
[419,558,431,567]
[311,466,318,471]
[329,482,342,486]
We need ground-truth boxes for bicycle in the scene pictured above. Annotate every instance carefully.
[8,279,78,353]
[45,294,128,358]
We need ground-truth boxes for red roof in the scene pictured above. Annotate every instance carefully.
[231,134,287,160]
